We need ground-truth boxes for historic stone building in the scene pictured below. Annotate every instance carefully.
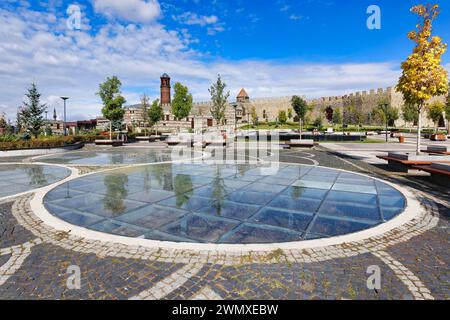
[123,73,447,132]
[124,74,243,133]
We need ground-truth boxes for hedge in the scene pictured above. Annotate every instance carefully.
[0,132,140,151]
[0,135,91,151]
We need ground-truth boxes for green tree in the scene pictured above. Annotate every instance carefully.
[148,99,164,134]
[141,94,150,136]
[427,101,445,133]
[21,83,47,138]
[343,105,364,137]
[332,108,342,128]
[445,87,450,132]
[287,108,293,120]
[371,101,399,127]
[278,110,287,124]
[0,113,8,133]
[291,96,308,134]
[97,76,126,140]
[313,116,323,129]
[16,107,29,133]
[402,104,420,125]
[171,83,193,126]
[262,110,267,122]
[397,4,449,154]
[251,106,258,126]
[209,75,230,128]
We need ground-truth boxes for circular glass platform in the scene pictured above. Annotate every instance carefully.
[43,163,406,244]
[37,148,200,166]
[0,164,71,198]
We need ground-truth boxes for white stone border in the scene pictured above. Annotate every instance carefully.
[29,160,425,253]
[0,162,78,203]
[0,143,84,158]
[30,147,207,167]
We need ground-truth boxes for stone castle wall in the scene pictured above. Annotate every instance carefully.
[124,87,447,130]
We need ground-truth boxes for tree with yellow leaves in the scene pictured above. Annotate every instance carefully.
[397,4,449,154]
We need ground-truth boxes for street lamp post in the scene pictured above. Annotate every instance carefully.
[247,111,250,137]
[45,110,48,136]
[383,103,389,143]
[60,97,69,136]
[343,109,346,136]
[232,103,238,135]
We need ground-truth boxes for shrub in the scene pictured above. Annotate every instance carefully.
[0,135,90,151]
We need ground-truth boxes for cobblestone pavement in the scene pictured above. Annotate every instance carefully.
[0,202,35,248]
[0,147,448,300]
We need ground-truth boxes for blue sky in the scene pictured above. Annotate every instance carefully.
[0,0,449,120]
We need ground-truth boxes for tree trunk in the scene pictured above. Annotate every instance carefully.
[109,121,112,141]
[416,105,422,155]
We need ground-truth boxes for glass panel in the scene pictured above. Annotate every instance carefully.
[42,163,407,244]
[267,196,322,214]
[251,208,313,232]
[310,216,377,237]
[318,201,381,222]
[162,214,239,243]
[196,200,261,220]
[222,224,303,244]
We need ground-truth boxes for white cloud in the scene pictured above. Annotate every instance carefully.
[172,12,225,35]
[173,12,219,26]
[0,6,405,122]
[92,0,160,23]
[290,14,303,21]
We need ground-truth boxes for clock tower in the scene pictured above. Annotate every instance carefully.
[160,73,171,106]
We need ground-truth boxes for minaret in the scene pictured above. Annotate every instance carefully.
[160,73,171,106]
[53,108,57,121]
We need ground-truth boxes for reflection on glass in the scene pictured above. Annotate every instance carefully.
[110,153,125,165]
[174,174,193,208]
[290,186,306,200]
[103,173,128,216]
[237,164,252,177]
[27,166,47,187]
[43,163,407,244]
[211,166,227,215]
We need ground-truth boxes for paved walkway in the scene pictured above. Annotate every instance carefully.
[0,148,448,300]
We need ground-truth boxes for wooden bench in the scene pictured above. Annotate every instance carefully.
[430,134,448,141]
[421,146,450,155]
[285,139,318,149]
[376,155,450,173]
[95,140,123,147]
[205,139,227,147]
[166,137,194,147]
[421,150,450,155]
[412,164,450,187]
